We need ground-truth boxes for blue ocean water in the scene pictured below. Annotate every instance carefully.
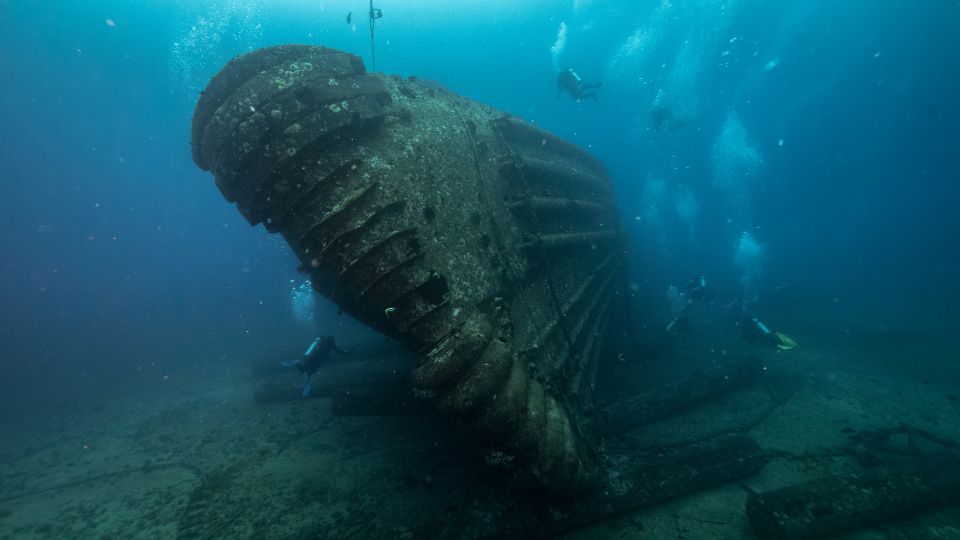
[1,0,959,536]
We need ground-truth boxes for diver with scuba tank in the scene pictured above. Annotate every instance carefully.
[740,315,799,351]
[282,335,350,397]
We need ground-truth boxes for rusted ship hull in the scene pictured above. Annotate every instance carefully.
[191,45,627,493]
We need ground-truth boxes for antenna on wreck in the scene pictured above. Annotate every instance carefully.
[369,0,383,70]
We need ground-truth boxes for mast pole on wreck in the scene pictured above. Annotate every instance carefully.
[369,0,382,70]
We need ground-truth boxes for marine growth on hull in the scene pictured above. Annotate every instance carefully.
[191,45,628,493]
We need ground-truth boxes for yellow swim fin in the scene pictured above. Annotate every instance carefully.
[775,332,799,351]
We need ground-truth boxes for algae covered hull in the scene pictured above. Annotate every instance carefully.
[191,45,627,493]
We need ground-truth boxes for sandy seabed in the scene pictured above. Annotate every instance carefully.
[1,325,958,539]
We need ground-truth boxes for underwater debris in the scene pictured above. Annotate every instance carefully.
[748,424,960,540]
[603,355,764,433]
[746,467,960,540]
[192,45,628,494]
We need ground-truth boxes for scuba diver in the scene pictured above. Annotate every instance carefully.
[685,275,711,302]
[282,335,350,397]
[557,67,602,102]
[666,309,691,339]
[666,275,712,339]
[649,89,687,132]
[651,104,674,132]
[740,315,799,351]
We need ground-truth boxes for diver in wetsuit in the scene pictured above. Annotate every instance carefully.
[557,67,602,102]
[666,309,692,339]
[283,336,350,397]
[741,315,798,351]
[685,275,711,303]
[666,275,711,339]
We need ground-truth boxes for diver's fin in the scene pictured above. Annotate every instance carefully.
[281,359,301,368]
[775,332,799,351]
[302,373,312,398]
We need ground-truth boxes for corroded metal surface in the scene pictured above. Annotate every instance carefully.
[191,45,626,493]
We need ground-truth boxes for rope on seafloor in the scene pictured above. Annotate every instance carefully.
[607,367,798,454]
[0,461,205,504]
[276,416,428,460]
[275,414,338,455]
[333,436,441,463]
[337,415,387,435]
